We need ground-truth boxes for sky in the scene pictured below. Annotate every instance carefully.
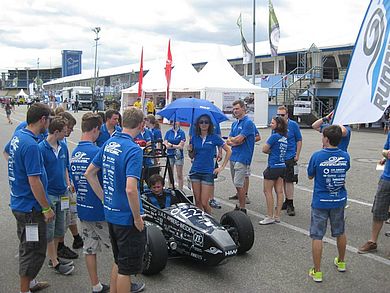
[0,0,369,72]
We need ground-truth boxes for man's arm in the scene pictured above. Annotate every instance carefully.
[295,140,302,161]
[84,164,104,201]
[126,177,144,232]
[28,176,55,222]
[262,143,271,154]
[3,150,9,161]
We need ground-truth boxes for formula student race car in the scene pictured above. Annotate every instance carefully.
[138,142,255,275]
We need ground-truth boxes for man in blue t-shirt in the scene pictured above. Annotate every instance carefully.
[70,113,111,293]
[85,107,146,293]
[312,111,351,152]
[277,106,302,216]
[39,117,75,275]
[226,100,256,213]
[6,103,55,293]
[307,125,350,282]
[358,130,390,255]
[95,109,121,147]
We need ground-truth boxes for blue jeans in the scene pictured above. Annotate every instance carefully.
[310,207,345,240]
[46,194,66,242]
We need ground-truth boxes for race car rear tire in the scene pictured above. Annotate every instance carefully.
[142,225,168,275]
[221,211,254,254]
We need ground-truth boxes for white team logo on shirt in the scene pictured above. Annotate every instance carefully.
[10,136,20,152]
[104,142,122,156]
[319,156,347,167]
[71,151,89,163]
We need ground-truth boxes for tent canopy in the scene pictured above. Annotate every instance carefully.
[16,89,28,98]
[122,56,203,94]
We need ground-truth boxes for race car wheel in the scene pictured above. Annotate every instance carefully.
[142,225,168,275]
[221,211,254,254]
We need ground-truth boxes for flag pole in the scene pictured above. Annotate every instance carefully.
[252,0,256,85]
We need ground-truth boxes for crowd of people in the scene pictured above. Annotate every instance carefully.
[4,97,390,293]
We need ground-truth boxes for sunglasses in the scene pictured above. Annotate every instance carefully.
[198,120,210,125]
[277,113,286,117]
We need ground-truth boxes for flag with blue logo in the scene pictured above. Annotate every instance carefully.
[333,0,390,125]
[237,13,254,64]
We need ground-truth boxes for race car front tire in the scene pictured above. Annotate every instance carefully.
[221,211,254,254]
[142,224,168,275]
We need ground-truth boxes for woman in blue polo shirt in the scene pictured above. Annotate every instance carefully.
[188,115,231,214]
[164,121,186,190]
[260,116,288,225]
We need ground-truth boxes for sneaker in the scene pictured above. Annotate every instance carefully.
[229,194,238,200]
[131,282,145,293]
[385,218,390,224]
[385,231,390,237]
[209,199,222,209]
[259,216,275,225]
[281,200,288,210]
[287,205,295,216]
[273,216,280,223]
[234,205,247,214]
[57,245,79,259]
[48,258,74,268]
[30,281,50,292]
[53,263,74,275]
[245,196,251,204]
[308,268,322,282]
[358,241,377,254]
[93,283,110,293]
[72,236,84,249]
[334,257,346,272]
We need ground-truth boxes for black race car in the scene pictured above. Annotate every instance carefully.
[138,142,255,275]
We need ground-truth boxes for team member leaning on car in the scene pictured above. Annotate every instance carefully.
[188,115,231,214]
[85,107,146,293]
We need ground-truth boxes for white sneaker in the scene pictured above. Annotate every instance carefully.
[259,216,275,225]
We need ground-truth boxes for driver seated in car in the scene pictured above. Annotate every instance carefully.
[145,174,180,209]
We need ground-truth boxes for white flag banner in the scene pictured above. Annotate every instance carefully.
[333,0,390,125]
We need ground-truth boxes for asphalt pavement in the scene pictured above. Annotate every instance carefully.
[1,106,390,293]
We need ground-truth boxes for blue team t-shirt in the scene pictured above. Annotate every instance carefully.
[190,134,225,174]
[150,128,162,143]
[320,124,351,152]
[382,132,390,181]
[285,119,302,160]
[164,128,186,158]
[7,129,48,212]
[39,140,69,196]
[92,132,144,226]
[266,133,288,168]
[70,141,105,222]
[229,116,256,165]
[135,129,153,166]
[95,123,122,147]
[307,148,350,209]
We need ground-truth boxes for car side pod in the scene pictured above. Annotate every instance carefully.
[142,223,168,275]
[220,211,254,254]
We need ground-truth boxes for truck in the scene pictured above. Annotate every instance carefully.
[62,86,93,110]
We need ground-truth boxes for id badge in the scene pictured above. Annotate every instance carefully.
[26,224,39,242]
[293,164,299,176]
[61,196,70,211]
[70,201,77,213]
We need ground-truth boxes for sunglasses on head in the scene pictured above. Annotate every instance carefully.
[198,120,210,125]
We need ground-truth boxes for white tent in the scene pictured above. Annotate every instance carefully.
[198,49,268,128]
[121,57,203,112]
[16,89,28,98]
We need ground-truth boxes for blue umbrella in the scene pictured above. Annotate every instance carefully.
[157,97,229,126]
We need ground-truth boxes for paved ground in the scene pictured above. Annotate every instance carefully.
[1,106,390,293]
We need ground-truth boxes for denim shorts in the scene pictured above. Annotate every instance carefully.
[169,156,184,166]
[189,172,214,186]
[310,207,345,240]
[47,194,66,242]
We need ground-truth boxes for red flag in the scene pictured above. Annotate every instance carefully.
[165,39,172,100]
[138,47,143,98]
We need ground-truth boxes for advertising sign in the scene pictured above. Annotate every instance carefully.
[62,50,82,77]
[222,92,254,121]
